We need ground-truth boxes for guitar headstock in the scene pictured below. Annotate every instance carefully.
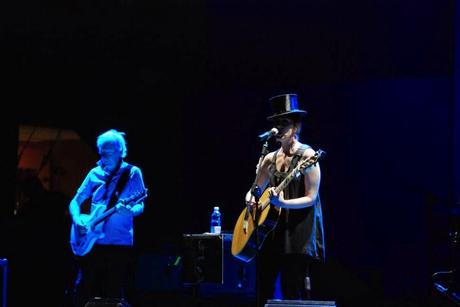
[300,149,326,169]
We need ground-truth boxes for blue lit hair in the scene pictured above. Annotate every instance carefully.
[96,129,127,158]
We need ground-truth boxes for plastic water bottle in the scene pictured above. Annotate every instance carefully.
[210,206,221,234]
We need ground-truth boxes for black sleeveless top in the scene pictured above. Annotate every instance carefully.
[268,144,325,261]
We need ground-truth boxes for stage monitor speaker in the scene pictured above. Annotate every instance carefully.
[136,233,255,296]
[84,298,131,307]
[181,233,256,295]
[182,233,223,284]
[265,299,336,307]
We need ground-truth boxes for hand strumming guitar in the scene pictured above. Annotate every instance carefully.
[73,215,89,235]
[268,188,285,208]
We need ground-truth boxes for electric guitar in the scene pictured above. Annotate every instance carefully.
[231,149,325,262]
[70,188,148,256]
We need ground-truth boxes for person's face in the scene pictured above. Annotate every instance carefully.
[274,117,295,140]
[99,141,122,173]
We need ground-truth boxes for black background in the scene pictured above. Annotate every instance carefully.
[1,0,457,306]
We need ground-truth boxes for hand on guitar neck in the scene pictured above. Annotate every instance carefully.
[116,202,135,217]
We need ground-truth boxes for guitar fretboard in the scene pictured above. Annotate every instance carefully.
[90,190,148,227]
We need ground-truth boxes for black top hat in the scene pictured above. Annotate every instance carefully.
[267,93,307,121]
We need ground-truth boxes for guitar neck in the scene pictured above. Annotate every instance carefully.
[92,206,117,226]
[90,191,147,227]
[274,163,303,195]
[259,162,304,211]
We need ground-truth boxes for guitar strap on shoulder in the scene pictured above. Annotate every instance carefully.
[107,164,133,210]
[289,145,309,171]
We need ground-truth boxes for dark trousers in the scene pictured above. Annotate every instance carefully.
[74,245,135,307]
[257,236,312,307]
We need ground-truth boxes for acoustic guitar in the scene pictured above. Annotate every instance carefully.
[231,150,324,262]
[70,188,148,256]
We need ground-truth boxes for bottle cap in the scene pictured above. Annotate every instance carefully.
[214,206,219,210]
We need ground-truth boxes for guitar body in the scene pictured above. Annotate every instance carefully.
[70,204,106,257]
[231,188,281,263]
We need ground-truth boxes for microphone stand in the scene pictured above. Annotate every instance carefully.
[250,137,270,307]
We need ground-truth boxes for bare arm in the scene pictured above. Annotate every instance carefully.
[245,152,274,203]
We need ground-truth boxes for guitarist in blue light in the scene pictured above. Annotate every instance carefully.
[68,129,146,307]
[245,94,325,306]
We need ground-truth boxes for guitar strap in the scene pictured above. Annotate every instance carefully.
[289,145,310,171]
[271,145,310,177]
[106,163,133,210]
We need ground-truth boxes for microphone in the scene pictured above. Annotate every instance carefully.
[258,128,279,141]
